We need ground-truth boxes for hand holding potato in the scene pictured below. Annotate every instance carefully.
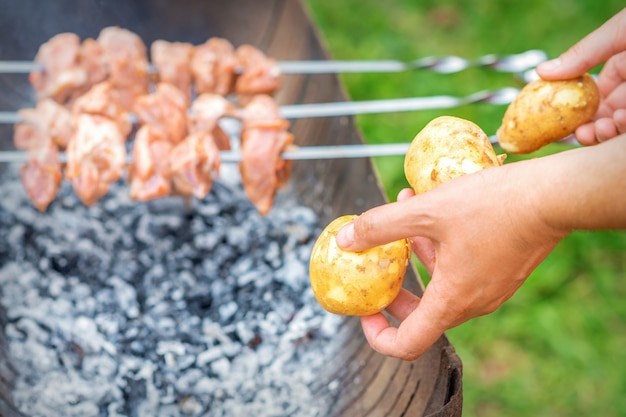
[335,134,626,361]
[321,8,626,363]
[536,8,626,145]
[309,116,502,317]
[498,74,600,154]
[309,215,409,316]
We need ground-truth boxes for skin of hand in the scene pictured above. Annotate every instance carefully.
[335,135,626,361]
[536,7,626,145]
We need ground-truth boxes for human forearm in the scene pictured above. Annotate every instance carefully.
[528,134,626,231]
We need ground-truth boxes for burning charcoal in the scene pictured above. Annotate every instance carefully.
[81,353,118,381]
[217,300,238,322]
[155,317,177,338]
[13,318,48,345]
[156,340,186,357]
[195,346,224,367]
[209,357,231,379]
[178,395,203,416]
[72,315,117,355]
[274,251,308,291]
[193,229,222,251]
[192,376,219,396]
[235,321,255,345]
[0,167,342,416]
[174,368,204,393]
[109,276,140,319]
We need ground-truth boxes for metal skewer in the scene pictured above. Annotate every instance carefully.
[278,49,547,74]
[0,87,520,125]
[0,139,499,164]
[0,50,546,75]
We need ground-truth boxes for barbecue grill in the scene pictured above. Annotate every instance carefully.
[0,1,463,416]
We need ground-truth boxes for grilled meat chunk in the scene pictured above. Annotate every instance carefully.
[235,45,282,103]
[169,131,221,199]
[65,114,126,206]
[97,26,150,110]
[128,125,173,201]
[134,83,188,144]
[151,40,195,102]
[15,99,74,149]
[19,140,63,212]
[29,33,88,104]
[239,95,293,215]
[191,37,238,96]
[72,81,132,137]
[188,93,236,150]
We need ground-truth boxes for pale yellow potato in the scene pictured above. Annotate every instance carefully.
[498,74,600,154]
[309,215,410,316]
[404,116,505,195]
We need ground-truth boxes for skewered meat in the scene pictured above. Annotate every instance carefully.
[191,37,238,96]
[151,40,194,102]
[19,141,63,212]
[128,126,173,201]
[239,94,293,215]
[188,93,236,150]
[13,103,65,212]
[28,34,109,106]
[79,38,108,92]
[169,131,221,199]
[29,30,282,107]
[28,33,88,104]
[18,29,292,213]
[14,99,74,149]
[65,114,127,206]
[134,83,188,144]
[72,81,132,137]
[235,45,282,102]
[97,27,150,110]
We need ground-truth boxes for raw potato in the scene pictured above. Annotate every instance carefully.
[498,74,600,154]
[309,215,410,316]
[404,116,505,195]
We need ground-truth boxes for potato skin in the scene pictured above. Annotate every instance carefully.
[309,215,410,316]
[498,74,600,154]
[404,116,504,195]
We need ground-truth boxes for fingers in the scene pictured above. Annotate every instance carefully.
[396,187,437,272]
[361,292,444,361]
[575,123,598,146]
[576,111,626,145]
[615,109,626,134]
[384,288,421,321]
[595,118,620,142]
[396,187,415,201]
[537,8,626,79]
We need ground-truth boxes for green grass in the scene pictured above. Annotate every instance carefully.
[303,1,626,416]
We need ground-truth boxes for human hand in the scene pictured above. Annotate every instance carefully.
[536,8,626,145]
[335,162,568,361]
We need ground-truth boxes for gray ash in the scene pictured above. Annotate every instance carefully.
[0,168,343,417]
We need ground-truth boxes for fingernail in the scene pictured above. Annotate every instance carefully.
[335,223,355,248]
[538,57,561,72]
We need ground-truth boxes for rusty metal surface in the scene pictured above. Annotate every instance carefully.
[0,0,462,415]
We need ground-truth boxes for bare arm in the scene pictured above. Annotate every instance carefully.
[336,135,626,360]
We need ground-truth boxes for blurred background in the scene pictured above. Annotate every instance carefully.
[303,1,626,416]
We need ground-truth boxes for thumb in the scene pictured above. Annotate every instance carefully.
[537,8,626,79]
[336,195,438,252]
